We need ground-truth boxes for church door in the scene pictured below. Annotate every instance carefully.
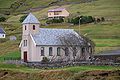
[24,51,27,62]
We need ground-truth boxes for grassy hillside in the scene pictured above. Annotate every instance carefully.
[0,0,15,8]
[0,63,119,80]
[0,0,120,58]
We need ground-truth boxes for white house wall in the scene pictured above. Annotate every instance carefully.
[0,34,5,38]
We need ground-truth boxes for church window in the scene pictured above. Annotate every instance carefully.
[41,47,44,56]
[49,47,52,56]
[65,47,69,56]
[33,25,35,30]
[25,25,26,30]
[57,47,60,56]
[23,40,27,47]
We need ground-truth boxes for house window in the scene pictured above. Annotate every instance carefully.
[23,40,27,47]
[57,47,60,56]
[49,47,52,56]
[41,47,44,56]
[2,35,4,37]
[54,12,59,15]
[73,47,77,56]
[25,25,26,30]
[33,25,35,30]
[65,47,69,56]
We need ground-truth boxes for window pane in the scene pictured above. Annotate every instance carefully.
[57,47,60,56]
[41,47,44,56]
[25,26,26,30]
[23,40,27,47]
[33,25,35,30]
[73,47,77,56]
[65,47,69,56]
[49,47,52,56]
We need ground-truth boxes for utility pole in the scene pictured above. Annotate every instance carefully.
[79,18,81,32]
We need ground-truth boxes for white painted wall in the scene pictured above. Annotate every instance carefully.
[0,33,5,38]
[28,46,90,62]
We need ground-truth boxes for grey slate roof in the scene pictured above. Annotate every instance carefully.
[22,13,40,24]
[0,27,5,34]
[32,28,84,46]
[48,8,65,12]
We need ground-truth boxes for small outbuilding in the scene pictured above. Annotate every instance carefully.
[0,27,6,38]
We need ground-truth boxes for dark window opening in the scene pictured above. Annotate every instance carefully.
[73,47,77,56]
[25,25,26,30]
[33,25,35,30]
[65,47,69,56]
[49,47,52,56]
[57,47,60,56]
[41,47,44,56]
[23,40,27,47]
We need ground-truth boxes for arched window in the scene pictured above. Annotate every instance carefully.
[57,47,60,56]
[81,47,85,53]
[23,40,27,47]
[65,47,69,56]
[25,25,26,30]
[73,47,77,56]
[33,25,35,30]
[49,47,52,56]
[41,47,44,56]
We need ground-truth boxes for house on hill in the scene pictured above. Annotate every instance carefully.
[48,8,69,19]
[19,13,94,62]
[0,27,6,38]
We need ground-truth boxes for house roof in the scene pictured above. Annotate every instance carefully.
[31,28,85,46]
[0,27,5,34]
[22,13,40,24]
[48,8,65,12]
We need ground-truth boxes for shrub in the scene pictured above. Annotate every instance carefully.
[46,17,64,24]
[101,17,105,22]
[68,16,95,25]
[41,57,49,63]
[0,16,6,22]
[19,15,27,23]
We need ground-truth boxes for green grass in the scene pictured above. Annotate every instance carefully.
[0,0,15,8]
[0,63,40,73]
[63,65,120,73]
[0,51,20,61]
[0,62,119,73]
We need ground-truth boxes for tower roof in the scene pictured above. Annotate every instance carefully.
[22,13,40,24]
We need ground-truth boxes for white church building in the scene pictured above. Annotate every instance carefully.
[19,13,94,62]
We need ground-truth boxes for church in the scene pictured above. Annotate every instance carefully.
[19,13,94,62]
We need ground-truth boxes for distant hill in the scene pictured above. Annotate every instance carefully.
[0,0,96,14]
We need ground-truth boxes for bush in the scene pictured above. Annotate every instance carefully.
[41,57,49,63]
[46,17,64,24]
[0,16,6,22]
[101,17,105,22]
[19,15,27,23]
[68,16,95,25]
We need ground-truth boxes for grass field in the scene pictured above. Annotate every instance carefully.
[0,62,119,73]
